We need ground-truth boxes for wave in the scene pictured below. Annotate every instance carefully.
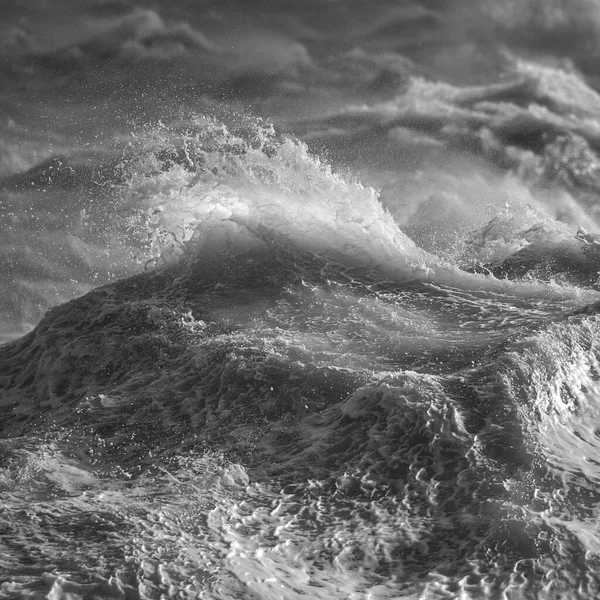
[2,188,599,597]
[0,6,215,68]
[106,116,599,306]
[302,60,600,161]
[4,115,600,598]
[0,142,141,342]
[2,112,598,347]
[6,1,600,597]
[478,0,600,61]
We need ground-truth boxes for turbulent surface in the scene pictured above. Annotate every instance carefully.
[4,1,600,599]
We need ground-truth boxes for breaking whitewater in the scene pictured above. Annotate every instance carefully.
[6,1,600,598]
[2,114,600,599]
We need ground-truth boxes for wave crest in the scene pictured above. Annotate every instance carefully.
[118,116,429,279]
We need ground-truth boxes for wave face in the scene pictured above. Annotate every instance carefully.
[4,2,600,599]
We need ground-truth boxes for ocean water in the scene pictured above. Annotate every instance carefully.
[5,1,600,598]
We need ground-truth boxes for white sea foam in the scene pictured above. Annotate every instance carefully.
[4,2,600,596]
[116,117,600,305]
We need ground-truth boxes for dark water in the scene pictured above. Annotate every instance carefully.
[4,1,600,598]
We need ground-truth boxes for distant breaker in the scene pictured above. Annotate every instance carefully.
[576,226,600,254]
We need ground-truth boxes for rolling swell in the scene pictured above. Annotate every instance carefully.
[2,238,600,596]
[3,119,600,597]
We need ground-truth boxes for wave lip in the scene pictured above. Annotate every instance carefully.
[111,117,600,307]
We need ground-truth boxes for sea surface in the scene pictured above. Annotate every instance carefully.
[4,1,600,598]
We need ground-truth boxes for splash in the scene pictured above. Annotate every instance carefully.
[119,116,426,275]
[117,115,598,304]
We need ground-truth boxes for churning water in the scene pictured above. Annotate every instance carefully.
[4,1,600,598]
